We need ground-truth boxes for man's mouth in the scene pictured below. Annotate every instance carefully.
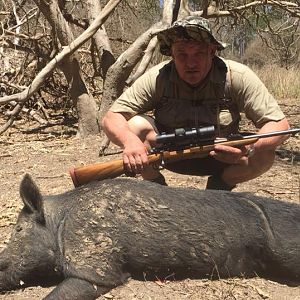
[186,69,200,72]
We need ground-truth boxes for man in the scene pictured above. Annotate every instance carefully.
[102,16,289,191]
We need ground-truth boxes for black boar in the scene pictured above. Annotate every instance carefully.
[0,174,300,300]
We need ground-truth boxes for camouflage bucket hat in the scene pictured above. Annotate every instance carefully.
[157,16,226,56]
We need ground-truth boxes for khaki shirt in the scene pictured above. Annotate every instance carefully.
[110,57,285,133]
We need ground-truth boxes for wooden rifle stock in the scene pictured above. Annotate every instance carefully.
[69,153,162,187]
[69,137,259,187]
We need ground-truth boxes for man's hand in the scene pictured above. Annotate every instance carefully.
[209,144,250,164]
[210,119,290,165]
[122,136,149,174]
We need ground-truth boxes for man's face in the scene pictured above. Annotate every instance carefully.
[171,40,216,87]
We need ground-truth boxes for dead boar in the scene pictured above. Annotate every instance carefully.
[0,174,299,300]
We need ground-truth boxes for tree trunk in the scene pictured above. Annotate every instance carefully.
[97,22,165,123]
[33,0,99,137]
[86,0,116,78]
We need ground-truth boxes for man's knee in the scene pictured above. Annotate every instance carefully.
[128,115,157,145]
[221,150,276,186]
[250,150,275,175]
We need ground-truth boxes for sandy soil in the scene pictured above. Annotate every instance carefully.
[0,98,299,299]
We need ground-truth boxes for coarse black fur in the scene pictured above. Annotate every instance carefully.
[0,174,299,299]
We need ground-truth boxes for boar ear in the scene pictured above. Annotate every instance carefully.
[20,174,45,224]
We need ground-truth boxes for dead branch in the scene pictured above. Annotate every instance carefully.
[163,0,177,23]
[125,37,158,86]
[190,1,300,18]
[5,39,35,55]
[0,79,26,91]
[0,0,122,107]
[0,102,22,134]
[5,100,48,124]
[3,30,46,41]
[99,0,174,120]
[98,21,164,122]
[200,0,210,18]
[0,79,47,132]
[7,8,38,32]
[177,0,191,19]
[86,0,115,79]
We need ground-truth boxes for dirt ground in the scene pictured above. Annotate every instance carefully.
[0,98,299,299]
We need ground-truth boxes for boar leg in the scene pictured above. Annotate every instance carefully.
[43,277,110,300]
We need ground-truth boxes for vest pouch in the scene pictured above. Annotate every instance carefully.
[218,108,240,136]
[155,97,218,130]
[219,109,233,126]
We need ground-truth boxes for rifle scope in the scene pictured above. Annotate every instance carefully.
[156,125,216,145]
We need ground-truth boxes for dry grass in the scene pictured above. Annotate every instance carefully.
[251,64,300,100]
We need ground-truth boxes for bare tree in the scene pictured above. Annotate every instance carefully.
[0,0,299,138]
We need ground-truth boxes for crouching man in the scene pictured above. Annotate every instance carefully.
[102,16,289,191]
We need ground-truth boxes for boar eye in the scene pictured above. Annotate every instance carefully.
[15,225,22,232]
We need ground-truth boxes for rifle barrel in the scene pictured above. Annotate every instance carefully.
[229,128,300,141]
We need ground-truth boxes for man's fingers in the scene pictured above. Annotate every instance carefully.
[140,152,149,165]
[213,144,249,156]
[128,155,139,172]
[213,144,242,154]
[133,155,143,173]
[209,147,246,164]
[123,155,133,173]
[123,153,149,174]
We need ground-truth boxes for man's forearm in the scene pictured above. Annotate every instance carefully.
[101,111,135,148]
[253,118,290,152]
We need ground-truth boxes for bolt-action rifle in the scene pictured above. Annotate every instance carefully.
[69,126,300,187]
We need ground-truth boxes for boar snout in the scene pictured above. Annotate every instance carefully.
[0,258,15,292]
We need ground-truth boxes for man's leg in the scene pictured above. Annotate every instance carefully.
[127,115,276,188]
[221,150,275,187]
[164,156,232,190]
[163,151,275,191]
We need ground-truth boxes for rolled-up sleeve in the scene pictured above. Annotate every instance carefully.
[109,62,167,117]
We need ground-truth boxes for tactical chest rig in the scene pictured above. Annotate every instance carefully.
[154,57,240,137]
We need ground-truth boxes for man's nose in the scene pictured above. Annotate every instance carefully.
[185,56,197,68]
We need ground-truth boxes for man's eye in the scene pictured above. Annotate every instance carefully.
[176,53,186,59]
[196,52,207,56]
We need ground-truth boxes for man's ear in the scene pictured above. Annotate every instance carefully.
[210,44,218,57]
[170,46,175,59]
